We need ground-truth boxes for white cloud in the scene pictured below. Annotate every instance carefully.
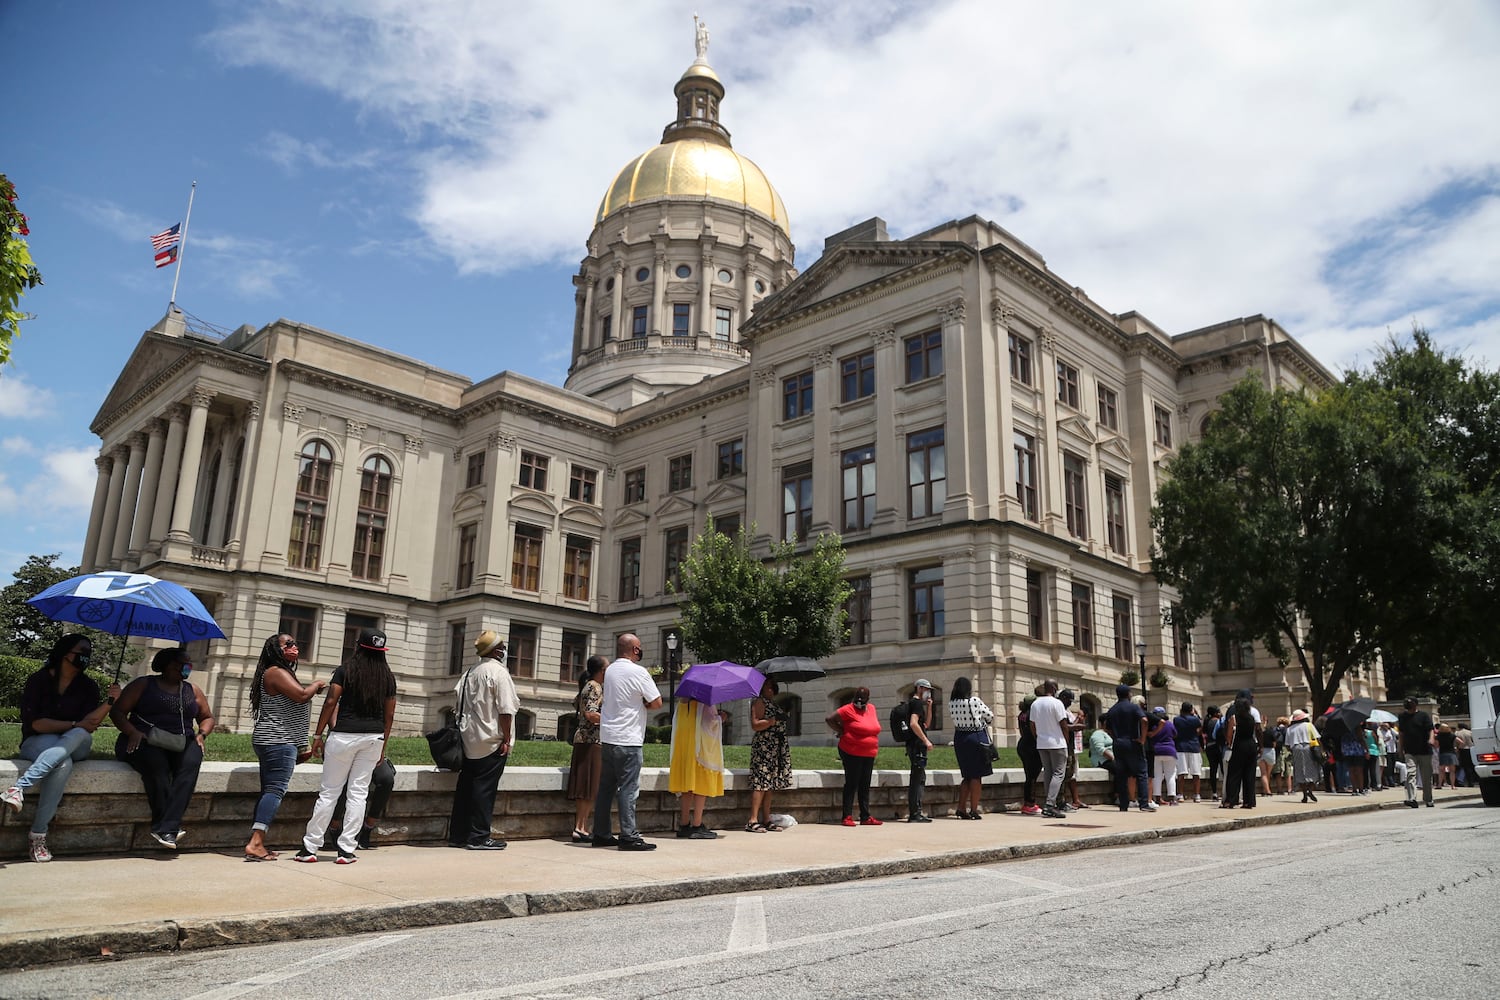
[0,374,57,418]
[261,130,382,173]
[2,435,37,455]
[202,1,1500,372]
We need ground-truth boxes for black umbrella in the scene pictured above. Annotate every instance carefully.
[1323,697,1376,744]
[754,656,825,684]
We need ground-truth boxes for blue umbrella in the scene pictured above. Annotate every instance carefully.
[27,570,226,678]
[675,660,765,706]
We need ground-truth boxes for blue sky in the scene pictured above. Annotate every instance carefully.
[4,1,1498,582]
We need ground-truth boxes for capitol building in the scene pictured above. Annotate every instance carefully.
[78,39,1383,744]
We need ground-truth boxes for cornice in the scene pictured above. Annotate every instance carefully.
[280,360,457,424]
[92,343,268,436]
[984,248,1133,353]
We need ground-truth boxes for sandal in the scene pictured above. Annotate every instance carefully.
[744,822,769,833]
[766,822,786,832]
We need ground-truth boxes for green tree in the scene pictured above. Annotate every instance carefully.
[1,174,43,367]
[674,519,852,666]
[0,554,139,673]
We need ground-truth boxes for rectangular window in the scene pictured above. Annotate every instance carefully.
[568,465,598,505]
[1056,361,1080,409]
[1154,405,1173,447]
[1172,604,1191,669]
[624,466,646,504]
[840,350,875,402]
[844,575,872,646]
[1063,452,1087,538]
[618,537,641,600]
[783,370,813,420]
[1216,627,1255,671]
[1026,569,1046,641]
[279,603,317,656]
[511,523,543,592]
[665,526,689,591]
[631,305,648,338]
[672,303,691,336]
[712,512,741,537]
[904,329,943,383]
[342,612,380,664]
[1008,332,1033,385]
[563,534,593,600]
[1097,385,1119,430]
[1112,595,1133,660]
[669,453,693,492]
[909,566,944,638]
[456,523,478,589]
[841,445,876,531]
[1014,431,1038,521]
[1104,474,1127,553]
[1071,583,1093,652]
[782,461,813,542]
[508,623,537,679]
[907,426,946,519]
[465,452,485,489]
[714,305,732,340]
[519,451,549,491]
[447,621,467,676]
[716,438,744,479]
[351,509,386,580]
[601,314,612,341]
[561,630,588,683]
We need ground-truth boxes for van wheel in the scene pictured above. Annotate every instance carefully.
[1482,779,1500,807]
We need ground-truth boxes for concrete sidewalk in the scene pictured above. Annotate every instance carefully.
[0,786,1478,969]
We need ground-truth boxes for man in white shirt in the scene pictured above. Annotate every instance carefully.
[1030,680,1070,819]
[449,630,520,851]
[593,632,663,851]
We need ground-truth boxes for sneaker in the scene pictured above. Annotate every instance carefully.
[150,831,178,850]
[1193,795,1201,803]
[1142,800,1159,811]
[841,815,857,827]
[860,816,883,826]
[2,786,23,813]
[617,838,657,852]
[1040,806,1065,819]
[1404,800,1419,809]
[591,834,619,847]
[335,849,358,864]
[688,825,718,840]
[676,825,694,839]
[1061,803,1079,812]
[1425,801,1434,808]
[908,813,933,823]
[356,826,373,850]
[294,849,319,862]
[28,833,51,863]
[466,838,507,850]
[1020,804,1042,816]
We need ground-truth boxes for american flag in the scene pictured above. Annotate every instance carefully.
[154,246,178,269]
[150,223,180,252]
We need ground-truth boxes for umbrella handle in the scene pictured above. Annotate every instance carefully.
[112,604,135,683]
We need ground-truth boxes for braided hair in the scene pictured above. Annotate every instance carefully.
[248,633,297,718]
[338,646,396,719]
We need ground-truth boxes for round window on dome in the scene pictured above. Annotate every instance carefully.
[717,268,733,284]
[676,264,692,279]
[636,267,650,282]
[755,279,767,294]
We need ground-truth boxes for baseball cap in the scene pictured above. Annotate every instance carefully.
[356,628,388,652]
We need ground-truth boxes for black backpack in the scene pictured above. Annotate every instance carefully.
[890,702,913,742]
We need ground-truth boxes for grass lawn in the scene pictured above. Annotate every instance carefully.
[3,723,1021,770]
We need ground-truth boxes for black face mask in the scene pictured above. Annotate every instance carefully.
[74,652,92,669]
[853,696,868,709]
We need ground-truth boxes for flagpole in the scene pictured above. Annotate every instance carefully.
[169,181,196,310]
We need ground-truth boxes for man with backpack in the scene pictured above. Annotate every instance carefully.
[893,680,935,822]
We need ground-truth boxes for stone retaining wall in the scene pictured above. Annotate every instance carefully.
[0,760,1120,859]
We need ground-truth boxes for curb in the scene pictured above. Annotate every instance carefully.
[0,792,1475,969]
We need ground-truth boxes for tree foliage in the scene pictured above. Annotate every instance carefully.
[0,554,141,674]
[1,174,43,367]
[674,520,852,666]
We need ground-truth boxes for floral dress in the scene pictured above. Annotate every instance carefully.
[750,697,791,791]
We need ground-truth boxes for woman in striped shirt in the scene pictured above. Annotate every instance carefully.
[243,633,326,861]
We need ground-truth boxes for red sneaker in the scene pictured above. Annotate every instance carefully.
[841,815,857,827]
[861,816,883,826]
[1021,804,1042,816]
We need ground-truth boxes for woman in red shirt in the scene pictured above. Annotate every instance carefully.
[825,687,884,826]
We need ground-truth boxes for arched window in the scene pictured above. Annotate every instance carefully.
[775,693,803,737]
[352,454,392,580]
[288,439,333,570]
[515,710,535,741]
[557,712,579,743]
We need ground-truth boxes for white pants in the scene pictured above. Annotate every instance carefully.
[1176,752,1202,777]
[303,733,384,854]
[1152,756,1178,799]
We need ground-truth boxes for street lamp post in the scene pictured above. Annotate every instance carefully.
[1135,639,1148,710]
[666,630,680,719]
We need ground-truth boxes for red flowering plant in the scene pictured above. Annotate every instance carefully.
[2,173,43,366]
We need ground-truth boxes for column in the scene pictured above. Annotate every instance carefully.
[325,418,366,575]
[606,260,625,356]
[81,454,114,572]
[169,387,215,541]
[749,368,780,549]
[479,432,518,585]
[207,437,234,548]
[149,406,187,546]
[1037,328,1064,535]
[809,348,836,535]
[226,402,261,554]
[698,244,715,338]
[127,420,166,558]
[109,433,147,564]
[871,328,902,528]
[651,241,667,337]
[938,299,973,518]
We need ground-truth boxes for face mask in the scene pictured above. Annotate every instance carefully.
[853,696,868,709]
[75,653,92,669]
[180,663,193,678]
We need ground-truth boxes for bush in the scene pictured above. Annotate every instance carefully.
[645,725,673,744]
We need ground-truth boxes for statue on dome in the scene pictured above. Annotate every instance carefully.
[693,13,710,62]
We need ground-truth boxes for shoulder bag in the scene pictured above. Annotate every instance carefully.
[425,668,471,771]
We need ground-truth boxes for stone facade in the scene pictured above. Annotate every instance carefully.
[76,47,1382,745]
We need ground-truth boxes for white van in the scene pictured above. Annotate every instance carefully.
[1469,674,1500,806]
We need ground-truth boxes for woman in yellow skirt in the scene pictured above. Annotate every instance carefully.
[669,698,725,839]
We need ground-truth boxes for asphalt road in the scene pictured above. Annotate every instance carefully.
[7,802,1496,999]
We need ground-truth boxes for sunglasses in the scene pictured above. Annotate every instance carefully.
[282,640,299,649]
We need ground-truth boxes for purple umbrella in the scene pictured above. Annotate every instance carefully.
[675,660,765,705]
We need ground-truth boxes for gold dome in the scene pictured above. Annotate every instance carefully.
[595,139,789,232]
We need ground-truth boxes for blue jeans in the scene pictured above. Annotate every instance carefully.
[593,744,643,841]
[252,742,298,832]
[16,729,93,834]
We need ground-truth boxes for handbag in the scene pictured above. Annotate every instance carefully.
[425,667,471,771]
[144,679,189,752]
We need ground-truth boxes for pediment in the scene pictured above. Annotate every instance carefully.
[612,506,651,531]
[452,491,487,516]
[91,333,197,431]
[702,479,747,505]
[1056,412,1097,446]
[508,489,559,518]
[1099,434,1133,463]
[652,494,699,519]
[560,502,606,530]
[745,243,964,335]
